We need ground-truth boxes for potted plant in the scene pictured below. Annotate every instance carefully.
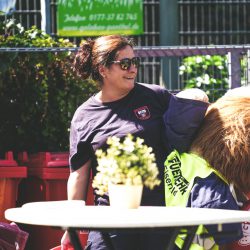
[92,134,161,208]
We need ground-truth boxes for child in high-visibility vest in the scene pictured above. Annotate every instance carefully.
[164,86,250,250]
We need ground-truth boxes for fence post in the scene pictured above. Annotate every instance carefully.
[159,0,179,90]
[42,0,51,35]
[247,50,250,85]
[228,50,242,89]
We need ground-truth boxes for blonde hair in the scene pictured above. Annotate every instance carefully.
[190,87,250,193]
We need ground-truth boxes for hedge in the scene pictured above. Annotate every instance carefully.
[0,19,98,153]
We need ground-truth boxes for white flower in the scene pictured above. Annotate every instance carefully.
[92,134,161,195]
[196,56,203,63]
[196,77,203,87]
[179,65,186,71]
[203,74,210,85]
[16,23,24,33]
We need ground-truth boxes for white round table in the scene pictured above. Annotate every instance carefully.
[5,200,250,250]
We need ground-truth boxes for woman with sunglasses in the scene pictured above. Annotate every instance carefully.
[61,35,209,250]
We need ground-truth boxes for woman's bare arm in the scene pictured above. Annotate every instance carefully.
[67,159,91,201]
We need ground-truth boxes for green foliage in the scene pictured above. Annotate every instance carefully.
[0,20,98,153]
[93,134,161,195]
[179,55,229,101]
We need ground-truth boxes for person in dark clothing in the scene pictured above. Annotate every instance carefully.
[61,35,209,250]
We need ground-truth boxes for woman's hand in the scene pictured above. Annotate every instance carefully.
[61,231,73,250]
[176,88,209,103]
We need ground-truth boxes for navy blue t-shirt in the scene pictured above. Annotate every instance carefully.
[69,82,208,206]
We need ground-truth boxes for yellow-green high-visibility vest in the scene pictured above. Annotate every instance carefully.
[164,150,228,250]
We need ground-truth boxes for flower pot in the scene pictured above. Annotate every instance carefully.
[108,183,143,209]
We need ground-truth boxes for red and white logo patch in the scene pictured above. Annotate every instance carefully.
[134,106,151,120]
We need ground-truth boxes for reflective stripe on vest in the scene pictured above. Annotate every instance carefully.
[164,150,228,250]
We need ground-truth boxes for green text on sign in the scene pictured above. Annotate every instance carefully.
[57,0,144,36]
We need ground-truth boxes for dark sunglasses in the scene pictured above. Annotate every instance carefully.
[111,57,140,70]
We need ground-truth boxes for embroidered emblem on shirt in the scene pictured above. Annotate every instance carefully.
[134,106,151,120]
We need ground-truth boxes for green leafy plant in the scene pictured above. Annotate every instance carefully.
[0,19,99,153]
[179,55,228,101]
[92,134,161,195]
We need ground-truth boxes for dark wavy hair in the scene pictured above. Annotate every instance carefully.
[73,35,135,82]
[190,87,250,193]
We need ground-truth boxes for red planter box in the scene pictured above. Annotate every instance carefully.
[0,152,27,222]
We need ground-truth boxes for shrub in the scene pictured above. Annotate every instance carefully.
[179,55,229,101]
[0,19,98,153]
